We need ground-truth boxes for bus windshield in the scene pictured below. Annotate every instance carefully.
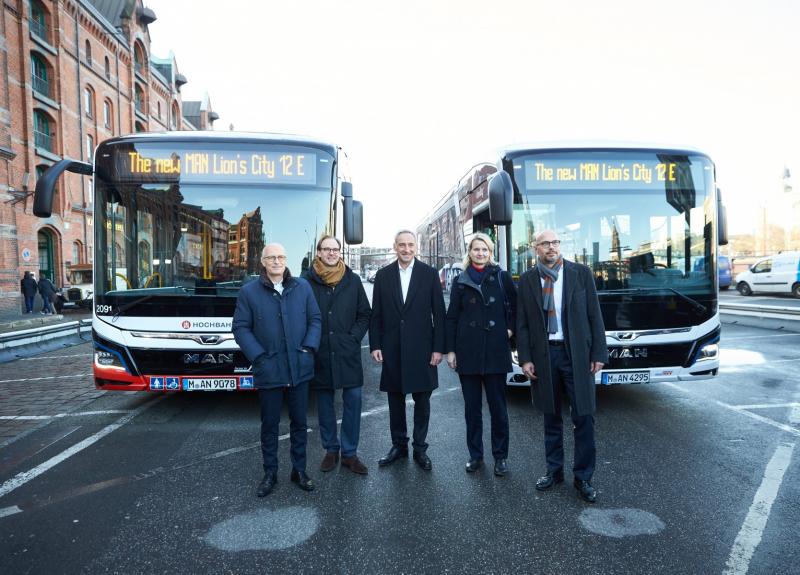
[94,141,334,315]
[508,151,716,296]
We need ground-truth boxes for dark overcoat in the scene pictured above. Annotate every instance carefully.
[38,277,56,299]
[369,259,446,394]
[445,265,517,375]
[516,259,608,416]
[306,266,371,390]
[232,273,321,390]
[21,275,38,297]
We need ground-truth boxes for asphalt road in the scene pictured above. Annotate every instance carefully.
[0,321,799,574]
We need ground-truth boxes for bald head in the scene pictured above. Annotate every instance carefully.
[534,229,561,267]
[262,243,286,258]
[261,243,288,281]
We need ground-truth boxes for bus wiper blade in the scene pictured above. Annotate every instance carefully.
[112,289,190,321]
[599,287,707,314]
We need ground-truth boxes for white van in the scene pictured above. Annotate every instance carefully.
[735,251,800,297]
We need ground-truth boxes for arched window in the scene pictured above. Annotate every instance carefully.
[134,83,145,113]
[133,42,146,75]
[104,56,111,80]
[29,0,48,42]
[33,109,54,152]
[86,134,94,161]
[30,52,50,97]
[72,241,83,265]
[157,101,161,119]
[103,99,113,130]
[85,39,92,66]
[84,86,95,118]
[170,102,179,130]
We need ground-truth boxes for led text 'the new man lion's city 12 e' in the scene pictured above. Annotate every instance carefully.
[35,131,363,392]
[416,142,728,386]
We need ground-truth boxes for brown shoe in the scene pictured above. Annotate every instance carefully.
[320,451,339,472]
[341,455,369,475]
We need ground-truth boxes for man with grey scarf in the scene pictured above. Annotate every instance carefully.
[516,230,607,503]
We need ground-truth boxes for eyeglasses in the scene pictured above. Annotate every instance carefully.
[261,255,287,263]
[319,247,340,254]
[536,240,561,248]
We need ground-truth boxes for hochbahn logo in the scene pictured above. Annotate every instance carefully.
[181,320,191,329]
[180,320,232,329]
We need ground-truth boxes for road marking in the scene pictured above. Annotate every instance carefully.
[723,442,795,575]
[0,397,160,500]
[0,373,91,384]
[729,333,800,340]
[731,403,800,410]
[20,353,92,361]
[0,410,132,421]
[0,505,22,518]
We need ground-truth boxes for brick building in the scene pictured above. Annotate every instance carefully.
[0,0,218,317]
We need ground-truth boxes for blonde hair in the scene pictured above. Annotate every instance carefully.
[463,232,497,268]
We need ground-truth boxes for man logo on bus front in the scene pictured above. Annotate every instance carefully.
[181,320,191,329]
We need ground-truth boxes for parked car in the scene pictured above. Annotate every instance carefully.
[735,251,800,297]
[718,255,732,290]
[63,263,93,308]
[366,269,378,283]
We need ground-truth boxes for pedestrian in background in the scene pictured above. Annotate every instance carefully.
[232,243,322,497]
[38,273,56,315]
[516,229,607,503]
[306,235,371,475]
[446,233,516,476]
[21,271,38,314]
[369,230,446,471]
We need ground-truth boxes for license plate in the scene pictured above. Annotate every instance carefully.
[601,371,650,385]
[182,378,238,391]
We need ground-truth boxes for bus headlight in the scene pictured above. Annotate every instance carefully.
[95,349,126,370]
[697,343,719,361]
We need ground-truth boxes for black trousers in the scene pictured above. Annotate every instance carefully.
[387,390,431,453]
[543,345,596,481]
[258,381,308,474]
[459,373,509,460]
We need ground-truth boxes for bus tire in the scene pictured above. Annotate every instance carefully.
[737,282,752,296]
[792,283,800,298]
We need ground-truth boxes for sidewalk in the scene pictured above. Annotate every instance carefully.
[0,308,91,336]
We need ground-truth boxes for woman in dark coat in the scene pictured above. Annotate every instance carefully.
[446,233,517,476]
[38,274,57,315]
[21,271,38,314]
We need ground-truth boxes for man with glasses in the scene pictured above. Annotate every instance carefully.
[306,235,371,475]
[516,230,607,503]
[370,230,446,470]
[233,243,321,497]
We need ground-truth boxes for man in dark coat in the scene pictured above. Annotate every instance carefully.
[306,235,371,475]
[369,230,446,470]
[232,243,322,497]
[38,274,57,315]
[21,271,38,314]
[517,229,607,503]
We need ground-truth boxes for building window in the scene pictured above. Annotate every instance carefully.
[170,102,179,130]
[72,241,83,265]
[84,86,95,118]
[134,84,145,113]
[29,0,48,42]
[103,100,112,130]
[134,42,146,76]
[157,101,161,119]
[30,52,50,97]
[86,134,94,161]
[33,109,54,152]
[85,39,92,66]
[104,56,111,80]
[135,121,146,133]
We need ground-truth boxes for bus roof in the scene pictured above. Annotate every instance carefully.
[498,140,712,160]
[99,130,339,157]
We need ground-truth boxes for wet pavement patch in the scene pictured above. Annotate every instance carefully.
[578,508,665,538]
[203,506,319,551]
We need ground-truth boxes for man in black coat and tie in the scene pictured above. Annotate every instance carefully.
[369,230,446,470]
[517,229,608,503]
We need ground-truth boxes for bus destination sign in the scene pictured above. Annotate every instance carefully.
[116,149,318,185]
[524,158,689,191]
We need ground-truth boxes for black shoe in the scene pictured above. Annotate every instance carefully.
[535,471,564,491]
[465,458,483,473]
[290,469,315,491]
[574,478,597,503]
[256,472,277,497]
[413,451,432,471]
[378,446,408,467]
[494,458,508,477]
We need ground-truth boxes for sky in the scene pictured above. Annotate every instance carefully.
[147,0,800,246]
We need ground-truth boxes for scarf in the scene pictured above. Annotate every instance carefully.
[313,257,346,287]
[537,257,563,334]
[466,263,487,285]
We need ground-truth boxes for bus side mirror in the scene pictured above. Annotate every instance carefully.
[341,182,363,244]
[34,159,93,217]
[488,171,513,225]
[717,187,728,246]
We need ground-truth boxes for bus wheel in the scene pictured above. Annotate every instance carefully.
[793,283,800,298]
[737,282,752,296]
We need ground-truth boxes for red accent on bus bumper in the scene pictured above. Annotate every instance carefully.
[93,364,148,391]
